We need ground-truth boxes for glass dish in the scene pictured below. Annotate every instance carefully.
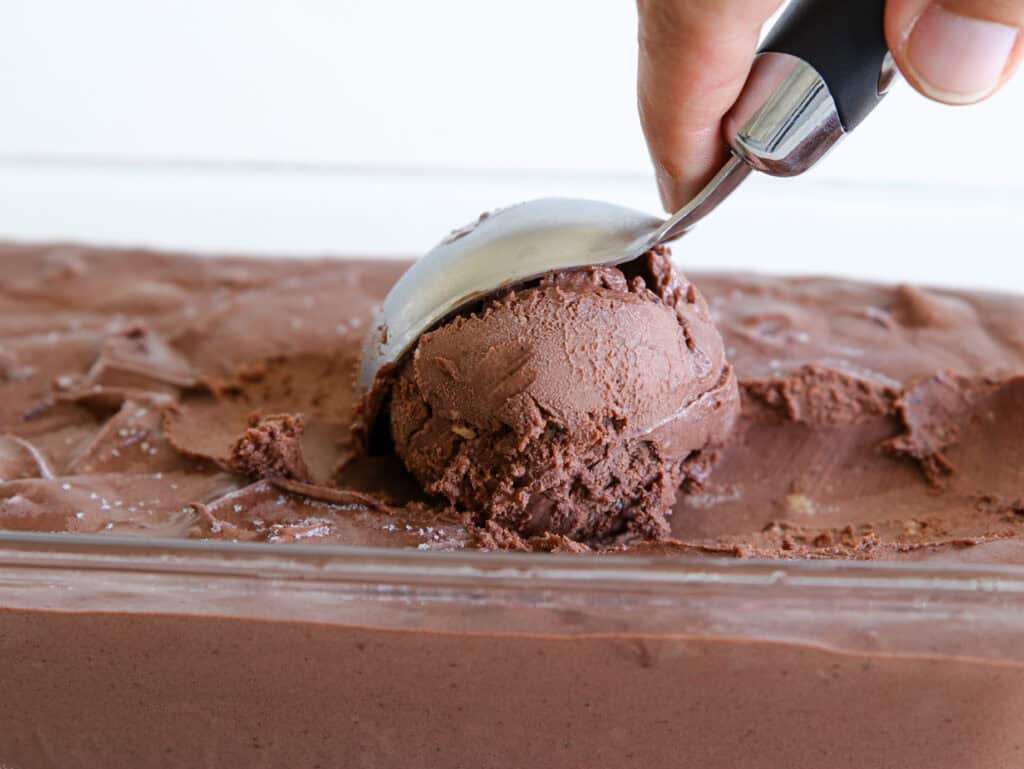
[2,531,1024,768]
[2,162,1023,768]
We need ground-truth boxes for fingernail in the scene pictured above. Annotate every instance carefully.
[903,4,1019,104]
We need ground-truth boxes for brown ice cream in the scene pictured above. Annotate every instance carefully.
[1,242,1023,559]
[4,580,1024,769]
[3,243,1024,769]
[389,248,739,543]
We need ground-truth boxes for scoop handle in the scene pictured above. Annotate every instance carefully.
[760,0,891,131]
[722,0,893,177]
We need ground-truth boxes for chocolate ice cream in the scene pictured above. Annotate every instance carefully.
[388,248,739,544]
[3,243,1024,769]
[0,242,1023,559]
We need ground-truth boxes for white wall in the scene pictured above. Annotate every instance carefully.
[0,0,1022,288]
[4,0,1023,183]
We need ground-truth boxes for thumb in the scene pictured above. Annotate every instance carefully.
[637,0,784,212]
[885,0,1024,104]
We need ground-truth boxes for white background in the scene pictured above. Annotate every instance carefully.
[1,0,1022,288]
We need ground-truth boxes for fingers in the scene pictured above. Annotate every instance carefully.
[638,0,1023,213]
[637,0,784,212]
[885,0,1024,104]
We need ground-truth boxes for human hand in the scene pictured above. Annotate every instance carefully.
[638,0,1024,211]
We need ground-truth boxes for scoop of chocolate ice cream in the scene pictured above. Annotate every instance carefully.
[388,247,739,544]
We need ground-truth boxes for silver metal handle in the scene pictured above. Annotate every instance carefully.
[653,54,846,244]
[723,52,845,177]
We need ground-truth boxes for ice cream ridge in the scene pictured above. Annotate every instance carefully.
[387,247,740,545]
[1,242,1024,561]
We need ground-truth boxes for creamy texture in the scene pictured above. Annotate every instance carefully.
[4,243,1024,769]
[389,249,740,544]
[3,607,1024,769]
[1,243,1023,560]
[668,276,1024,562]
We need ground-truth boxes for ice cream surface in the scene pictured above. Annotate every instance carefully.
[389,248,740,544]
[1,242,1023,561]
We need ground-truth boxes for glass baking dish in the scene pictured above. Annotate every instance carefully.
[2,531,1024,769]
[2,161,1024,768]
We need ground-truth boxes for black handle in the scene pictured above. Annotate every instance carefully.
[760,0,889,131]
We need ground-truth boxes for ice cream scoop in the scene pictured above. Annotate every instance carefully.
[360,0,892,419]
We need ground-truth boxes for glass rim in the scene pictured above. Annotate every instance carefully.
[2,529,1024,595]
